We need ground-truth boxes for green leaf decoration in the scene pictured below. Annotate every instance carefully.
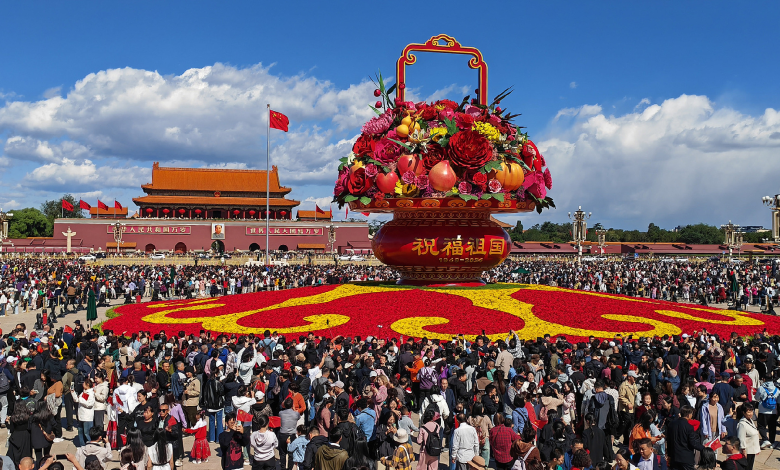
[343,195,358,202]
[359,196,372,205]
[492,192,505,202]
[387,138,414,153]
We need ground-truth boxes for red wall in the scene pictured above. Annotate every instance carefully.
[19,219,371,253]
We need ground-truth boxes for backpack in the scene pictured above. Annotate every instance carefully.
[339,422,365,455]
[73,370,86,394]
[202,379,225,410]
[761,386,779,409]
[313,378,329,403]
[511,445,536,470]
[0,370,10,393]
[423,399,440,420]
[606,396,619,431]
[423,423,442,457]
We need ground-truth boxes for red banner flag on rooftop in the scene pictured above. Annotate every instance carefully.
[61,199,73,211]
[79,200,91,210]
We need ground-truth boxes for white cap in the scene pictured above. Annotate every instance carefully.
[333,380,344,388]
[255,391,265,400]
[369,371,378,377]
[609,342,615,347]
[682,334,689,338]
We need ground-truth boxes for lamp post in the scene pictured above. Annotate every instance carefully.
[596,229,607,255]
[112,222,126,255]
[0,209,14,256]
[761,194,780,242]
[328,224,338,255]
[568,206,591,262]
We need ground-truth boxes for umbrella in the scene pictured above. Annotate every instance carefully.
[512,267,531,274]
[86,289,97,324]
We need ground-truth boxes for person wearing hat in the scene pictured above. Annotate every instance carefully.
[617,370,639,445]
[380,428,414,470]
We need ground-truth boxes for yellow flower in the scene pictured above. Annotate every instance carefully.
[395,181,420,198]
[429,127,448,142]
[473,121,501,142]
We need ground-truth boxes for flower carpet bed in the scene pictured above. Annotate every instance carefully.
[101,283,780,341]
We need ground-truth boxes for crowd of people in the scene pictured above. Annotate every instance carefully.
[489,258,779,312]
[0,258,777,470]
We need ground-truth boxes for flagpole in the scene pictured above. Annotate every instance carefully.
[265,104,270,266]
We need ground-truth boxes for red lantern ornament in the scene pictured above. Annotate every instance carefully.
[145,208,153,213]
[233,210,240,215]
[280,211,287,216]
[178,209,185,214]
[162,209,170,214]
[194,209,202,214]
[249,210,256,216]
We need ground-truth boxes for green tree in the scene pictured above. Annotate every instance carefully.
[677,224,723,245]
[40,194,85,223]
[7,208,52,238]
[510,221,524,242]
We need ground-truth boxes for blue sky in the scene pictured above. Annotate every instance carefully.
[1,2,780,230]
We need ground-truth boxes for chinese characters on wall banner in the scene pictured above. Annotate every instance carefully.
[245,227,324,236]
[106,225,191,235]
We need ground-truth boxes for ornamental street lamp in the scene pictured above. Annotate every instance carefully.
[596,229,607,255]
[112,222,126,255]
[761,194,780,242]
[568,206,591,262]
[328,224,338,254]
[720,220,743,258]
[0,209,14,255]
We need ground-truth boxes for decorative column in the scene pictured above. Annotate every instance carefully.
[568,206,591,262]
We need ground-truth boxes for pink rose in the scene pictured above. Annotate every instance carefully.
[402,170,416,184]
[364,164,378,178]
[464,105,481,118]
[488,179,503,193]
[488,114,501,127]
[373,138,401,164]
[439,108,455,121]
[415,175,429,190]
[543,168,553,190]
[458,181,472,194]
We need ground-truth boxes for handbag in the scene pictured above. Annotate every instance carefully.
[39,424,55,442]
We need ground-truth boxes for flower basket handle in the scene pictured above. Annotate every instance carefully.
[396,34,488,106]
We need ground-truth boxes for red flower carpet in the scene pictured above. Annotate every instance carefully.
[101,284,780,341]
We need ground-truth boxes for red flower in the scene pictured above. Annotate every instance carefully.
[418,104,438,121]
[347,167,371,195]
[373,138,401,164]
[422,143,447,170]
[334,168,349,196]
[543,168,553,190]
[435,99,459,110]
[455,113,475,129]
[488,178,503,193]
[471,171,488,189]
[447,130,493,170]
[353,134,377,158]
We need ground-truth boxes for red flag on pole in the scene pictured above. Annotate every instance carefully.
[315,205,326,214]
[269,110,289,132]
[79,200,91,210]
[98,200,108,210]
[345,207,349,219]
[114,200,123,209]
[61,199,73,211]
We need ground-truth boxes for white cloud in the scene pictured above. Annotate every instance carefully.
[538,94,780,228]
[569,82,577,89]
[304,196,333,211]
[634,98,651,111]
[0,63,374,165]
[22,158,151,191]
[4,137,92,163]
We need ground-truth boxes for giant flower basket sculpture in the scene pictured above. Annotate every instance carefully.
[334,35,555,285]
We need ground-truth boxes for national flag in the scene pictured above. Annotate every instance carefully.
[98,200,108,210]
[81,393,90,401]
[79,200,91,210]
[345,207,349,219]
[114,200,123,210]
[61,199,74,211]
[237,409,252,422]
[269,110,289,132]
[315,205,326,214]
[361,212,370,216]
